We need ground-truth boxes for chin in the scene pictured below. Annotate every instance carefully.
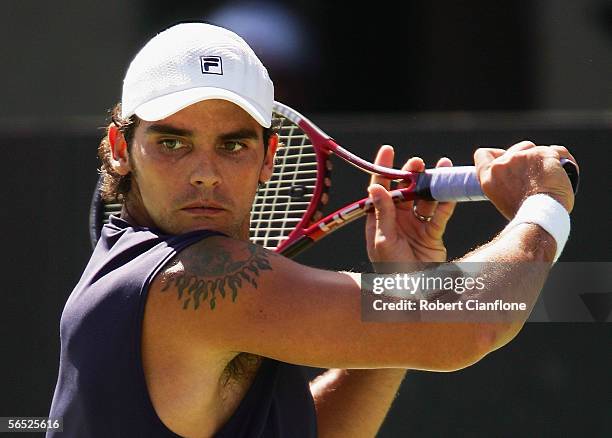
[162,213,249,240]
[180,221,243,239]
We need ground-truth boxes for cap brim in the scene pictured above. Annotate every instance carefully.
[133,87,271,127]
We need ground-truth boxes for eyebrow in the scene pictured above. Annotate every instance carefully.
[144,125,260,142]
[218,128,261,142]
[145,124,193,137]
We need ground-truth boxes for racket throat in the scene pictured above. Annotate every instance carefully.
[309,201,370,239]
[279,235,315,258]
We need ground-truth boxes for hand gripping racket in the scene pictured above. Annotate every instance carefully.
[90,101,579,257]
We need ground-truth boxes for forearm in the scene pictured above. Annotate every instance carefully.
[462,222,556,264]
[310,368,406,438]
[364,222,557,369]
[454,222,557,348]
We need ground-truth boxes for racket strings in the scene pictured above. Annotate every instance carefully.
[249,114,320,249]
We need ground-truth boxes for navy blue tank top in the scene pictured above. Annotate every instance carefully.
[48,216,317,437]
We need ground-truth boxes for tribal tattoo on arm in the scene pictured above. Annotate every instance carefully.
[161,240,275,311]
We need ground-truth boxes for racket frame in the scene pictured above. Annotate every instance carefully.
[90,101,579,257]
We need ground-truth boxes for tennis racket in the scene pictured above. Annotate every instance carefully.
[90,101,579,257]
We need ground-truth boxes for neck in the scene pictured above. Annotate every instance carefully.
[119,190,154,229]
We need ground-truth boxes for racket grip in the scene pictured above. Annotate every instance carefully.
[415,159,579,202]
[416,166,486,202]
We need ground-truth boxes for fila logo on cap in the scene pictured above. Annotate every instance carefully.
[200,56,223,75]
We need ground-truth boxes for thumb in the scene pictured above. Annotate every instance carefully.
[367,184,397,246]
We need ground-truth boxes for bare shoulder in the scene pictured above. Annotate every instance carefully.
[146,235,299,357]
[146,235,366,366]
[145,237,259,357]
[157,235,280,311]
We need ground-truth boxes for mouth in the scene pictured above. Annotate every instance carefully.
[181,201,227,216]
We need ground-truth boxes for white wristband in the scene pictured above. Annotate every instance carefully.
[502,194,570,263]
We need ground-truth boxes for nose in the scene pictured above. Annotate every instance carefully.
[189,157,222,188]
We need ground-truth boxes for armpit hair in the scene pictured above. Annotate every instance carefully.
[220,352,262,387]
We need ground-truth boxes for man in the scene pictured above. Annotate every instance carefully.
[48,22,577,437]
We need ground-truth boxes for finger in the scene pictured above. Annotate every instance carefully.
[530,145,575,166]
[428,200,457,240]
[533,146,579,184]
[403,156,425,172]
[473,147,506,167]
[370,145,395,190]
[436,156,452,167]
[506,140,536,153]
[490,142,537,168]
[474,147,506,181]
[367,145,395,241]
[396,157,425,210]
[397,156,425,189]
[549,145,579,172]
[367,183,398,245]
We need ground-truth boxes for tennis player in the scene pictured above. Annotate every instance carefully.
[48,22,577,437]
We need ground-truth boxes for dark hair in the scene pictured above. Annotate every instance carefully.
[97,103,275,202]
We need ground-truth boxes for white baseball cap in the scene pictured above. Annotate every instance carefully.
[121,22,274,127]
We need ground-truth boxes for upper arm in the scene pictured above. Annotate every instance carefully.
[149,236,489,370]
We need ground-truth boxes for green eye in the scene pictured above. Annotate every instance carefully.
[160,139,187,151]
[220,141,245,153]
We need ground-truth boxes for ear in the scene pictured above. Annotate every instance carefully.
[259,133,279,183]
[108,124,132,176]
